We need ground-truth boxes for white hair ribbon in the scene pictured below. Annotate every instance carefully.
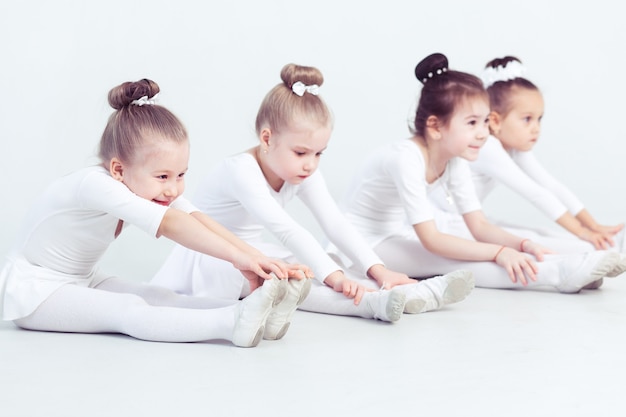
[291,81,319,97]
[481,61,526,88]
[131,93,159,106]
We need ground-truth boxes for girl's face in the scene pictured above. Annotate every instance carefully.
[260,120,332,191]
[110,139,189,206]
[438,96,490,161]
[492,88,544,152]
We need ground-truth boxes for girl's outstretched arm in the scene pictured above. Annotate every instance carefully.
[366,264,414,289]
[573,209,624,249]
[158,208,305,281]
[413,213,542,285]
[190,211,312,278]
[191,210,263,254]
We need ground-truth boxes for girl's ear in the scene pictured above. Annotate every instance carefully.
[260,127,272,151]
[425,115,442,140]
[109,158,124,181]
[488,111,502,135]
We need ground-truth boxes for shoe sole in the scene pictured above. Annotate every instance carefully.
[234,277,287,347]
[442,270,475,305]
[403,298,426,314]
[385,290,407,322]
[605,254,626,278]
[591,253,620,280]
[264,278,312,340]
[404,271,474,314]
[582,278,603,290]
[249,326,264,347]
[560,252,619,294]
[272,276,289,306]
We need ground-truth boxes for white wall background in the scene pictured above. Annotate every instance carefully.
[2,0,625,281]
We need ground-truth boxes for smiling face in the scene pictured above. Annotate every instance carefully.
[257,120,332,191]
[109,138,189,206]
[491,87,544,152]
[438,96,491,161]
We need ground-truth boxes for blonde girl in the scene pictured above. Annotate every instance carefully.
[152,64,475,325]
[0,79,308,348]
[339,53,625,293]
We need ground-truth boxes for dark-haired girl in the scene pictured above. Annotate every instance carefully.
[339,53,626,293]
[471,56,623,258]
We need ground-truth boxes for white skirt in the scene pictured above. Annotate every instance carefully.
[0,253,111,321]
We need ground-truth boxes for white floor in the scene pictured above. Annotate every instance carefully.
[1,275,625,417]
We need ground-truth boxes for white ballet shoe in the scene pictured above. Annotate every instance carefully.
[582,278,604,290]
[361,288,406,323]
[232,276,287,347]
[557,251,620,294]
[605,253,626,277]
[583,253,626,290]
[264,276,312,340]
[399,270,475,314]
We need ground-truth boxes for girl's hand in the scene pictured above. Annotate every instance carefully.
[494,247,538,286]
[580,224,623,250]
[589,222,623,236]
[324,271,372,305]
[520,240,554,261]
[286,265,315,280]
[579,228,614,250]
[333,278,372,305]
[367,264,414,289]
[233,253,309,292]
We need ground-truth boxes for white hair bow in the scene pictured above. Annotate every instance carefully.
[481,61,526,88]
[292,81,319,97]
[131,93,159,106]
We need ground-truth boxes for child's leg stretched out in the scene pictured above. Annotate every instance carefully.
[14,277,286,347]
[298,278,406,322]
[374,237,624,293]
[95,277,236,309]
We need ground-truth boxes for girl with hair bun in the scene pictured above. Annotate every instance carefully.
[153,63,470,325]
[339,53,626,293]
[0,79,309,348]
[468,56,624,288]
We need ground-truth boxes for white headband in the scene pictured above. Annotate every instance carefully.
[131,93,159,106]
[292,81,319,97]
[481,61,526,88]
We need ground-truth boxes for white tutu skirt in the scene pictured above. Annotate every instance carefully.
[0,254,110,321]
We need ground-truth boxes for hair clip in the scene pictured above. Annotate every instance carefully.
[422,67,447,83]
[481,61,526,88]
[292,81,319,97]
[131,93,159,106]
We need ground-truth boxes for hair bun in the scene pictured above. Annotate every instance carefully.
[414,53,449,85]
[485,56,522,70]
[108,79,160,110]
[280,63,324,90]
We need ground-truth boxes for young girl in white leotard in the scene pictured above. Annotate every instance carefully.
[339,53,626,293]
[0,79,308,348]
[152,63,475,326]
[471,56,624,254]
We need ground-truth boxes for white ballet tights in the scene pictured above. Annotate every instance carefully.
[374,237,566,290]
[14,278,239,343]
[298,277,383,318]
[154,246,392,319]
[499,224,595,254]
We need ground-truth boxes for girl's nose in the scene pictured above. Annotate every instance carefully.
[164,183,178,198]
